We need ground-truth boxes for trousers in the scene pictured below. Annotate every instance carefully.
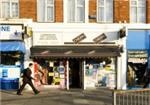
[17,78,38,94]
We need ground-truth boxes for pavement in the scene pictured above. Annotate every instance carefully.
[0,87,113,105]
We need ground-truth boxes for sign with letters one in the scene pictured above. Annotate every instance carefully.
[0,24,23,40]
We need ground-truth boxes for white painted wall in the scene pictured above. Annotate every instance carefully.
[117,38,127,90]
[31,23,124,46]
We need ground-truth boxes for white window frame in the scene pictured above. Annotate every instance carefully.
[76,0,85,22]
[97,0,113,23]
[66,0,86,23]
[0,0,19,18]
[45,0,55,22]
[130,0,146,23]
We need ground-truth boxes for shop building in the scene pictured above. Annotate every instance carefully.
[126,24,150,89]
[29,23,127,90]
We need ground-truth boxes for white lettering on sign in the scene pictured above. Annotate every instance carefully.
[128,50,148,58]
[0,26,10,32]
[93,33,107,44]
[72,33,86,44]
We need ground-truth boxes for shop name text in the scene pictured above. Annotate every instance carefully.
[0,26,10,32]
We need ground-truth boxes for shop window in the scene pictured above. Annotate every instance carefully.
[130,0,146,23]
[127,50,148,88]
[0,0,19,18]
[34,60,66,87]
[85,57,116,89]
[97,0,113,23]
[37,0,54,22]
[1,52,22,65]
[67,0,85,23]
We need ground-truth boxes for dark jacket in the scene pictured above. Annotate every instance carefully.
[23,68,34,80]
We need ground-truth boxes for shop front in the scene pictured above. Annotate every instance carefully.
[29,24,127,90]
[30,45,120,90]
[0,40,26,90]
[127,29,150,89]
[0,24,26,90]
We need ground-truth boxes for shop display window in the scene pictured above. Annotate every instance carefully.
[127,50,148,88]
[34,59,66,87]
[1,52,22,66]
[85,57,116,89]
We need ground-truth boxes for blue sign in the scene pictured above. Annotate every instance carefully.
[59,67,64,73]
[127,30,150,50]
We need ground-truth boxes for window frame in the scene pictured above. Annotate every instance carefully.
[130,0,146,23]
[45,0,55,22]
[97,0,113,23]
[0,0,19,19]
[67,0,85,23]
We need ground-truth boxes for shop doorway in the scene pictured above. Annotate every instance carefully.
[69,59,82,88]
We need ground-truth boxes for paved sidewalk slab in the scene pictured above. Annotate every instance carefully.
[1,88,113,105]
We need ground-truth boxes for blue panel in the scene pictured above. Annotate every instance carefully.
[147,30,150,50]
[0,78,19,90]
[127,30,150,50]
[0,41,26,53]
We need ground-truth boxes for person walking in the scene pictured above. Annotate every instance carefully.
[17,63,40,95]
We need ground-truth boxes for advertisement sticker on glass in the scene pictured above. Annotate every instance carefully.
[59,67,64,73]
[60,74,64,79]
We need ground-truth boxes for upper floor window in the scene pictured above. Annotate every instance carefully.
[97,0,113,23]
[67,0,85,23]
[0,0,19,18]
[130,0,146,23]
[37,0,54,22]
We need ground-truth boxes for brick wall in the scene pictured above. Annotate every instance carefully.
[114,0,119,23]
[114,0,129,23]
[146,0,150,23]
[55,0,63,22]
[89,0,97,23]
[19,0,37,21]
[19,0,149,23]
[89,0,129,23]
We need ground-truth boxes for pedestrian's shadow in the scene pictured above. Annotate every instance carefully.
[0,90,17,95]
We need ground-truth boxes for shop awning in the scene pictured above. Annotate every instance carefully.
[0,40,26,53]
[30,45,121,58]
